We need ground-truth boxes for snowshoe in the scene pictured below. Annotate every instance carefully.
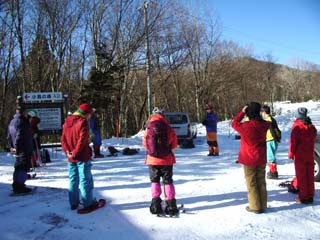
[27,172,37,179]
[77,199,106,214]
[279,181,291,188]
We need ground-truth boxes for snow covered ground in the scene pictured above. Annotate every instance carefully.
[1,101,320,240]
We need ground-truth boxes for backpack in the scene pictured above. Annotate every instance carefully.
[122,147,139,155]
[146,120,171,158]
[107,146,120,156]
[40,149,51,163]
[270,117,281,143]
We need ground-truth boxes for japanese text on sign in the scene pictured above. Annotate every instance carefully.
[23,92,63,102]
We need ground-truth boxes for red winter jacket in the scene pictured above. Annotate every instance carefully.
[288,119,317,162]
[61,114,92,162]
[231,111,270,166]
[143,114,178,166]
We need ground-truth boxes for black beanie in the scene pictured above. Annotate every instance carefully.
[246,102,261,119]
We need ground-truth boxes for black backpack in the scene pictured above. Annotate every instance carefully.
[122,147,139,155]
[40,149,51,163]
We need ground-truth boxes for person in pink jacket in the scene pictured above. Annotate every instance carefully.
[143,107,179,216]
[288,107,317,204]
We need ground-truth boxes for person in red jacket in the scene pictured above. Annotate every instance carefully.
[288,107,317,204]
[29,116,41,168]
[143,107,179,216]
[61,103,99,211]
[231,102,270,214]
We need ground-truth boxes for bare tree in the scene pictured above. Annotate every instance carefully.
[176,4,221,120]
[38,0,84,91]
[0,2,16,147]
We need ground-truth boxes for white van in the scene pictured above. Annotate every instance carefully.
[163,112,197,148]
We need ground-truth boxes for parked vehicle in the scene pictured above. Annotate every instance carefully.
[163,112,197,148]
[314,134,320,182]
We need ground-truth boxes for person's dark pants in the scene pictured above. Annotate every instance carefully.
[149,165,175,200]
[12,155,31,191]
[12,169,28,191]
[149,165,173,184]
[295,159,314,200]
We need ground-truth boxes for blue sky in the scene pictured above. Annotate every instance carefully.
[201,0,320,65]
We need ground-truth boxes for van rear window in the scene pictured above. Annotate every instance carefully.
[165,114,188,124]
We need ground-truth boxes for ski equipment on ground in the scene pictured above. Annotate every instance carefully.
[27,172,37,179]
[156,204,185,217]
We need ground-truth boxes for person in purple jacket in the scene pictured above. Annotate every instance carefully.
[202,104,219,156]
[7,105,33,194]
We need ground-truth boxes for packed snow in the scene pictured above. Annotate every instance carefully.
[1,101,320,240]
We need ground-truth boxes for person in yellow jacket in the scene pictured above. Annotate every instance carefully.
[261,105,281,179]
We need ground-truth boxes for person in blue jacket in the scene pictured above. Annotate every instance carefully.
[7,105,33,194]
[202,104,219,156]
[89,108,104,158]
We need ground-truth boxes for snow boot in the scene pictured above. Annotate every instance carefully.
[12,182,32,194]
[82,199,99,210]
[267,171,278,179]
[71,205,78,210]
[245,206,264,214]
[149,197,163,214]
[93,145,104,158]
[165,199,179,216]
[267,163,278,179]
[288,185,299,194]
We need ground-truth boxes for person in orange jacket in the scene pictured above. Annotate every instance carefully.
[142,107,179,216]
[288,107,317,204]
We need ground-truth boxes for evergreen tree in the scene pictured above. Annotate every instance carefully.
[25,34,56,91]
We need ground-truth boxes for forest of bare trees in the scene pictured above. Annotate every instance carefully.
[1,0,320,149]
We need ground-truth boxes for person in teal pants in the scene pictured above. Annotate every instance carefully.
[61,103,98,210]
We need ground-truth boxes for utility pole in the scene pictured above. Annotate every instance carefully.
[143,0,153,116]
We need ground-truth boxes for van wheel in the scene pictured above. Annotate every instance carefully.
[315,152,320,182]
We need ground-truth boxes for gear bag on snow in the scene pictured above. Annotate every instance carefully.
[146,120,171,158]
[40,149,51,163]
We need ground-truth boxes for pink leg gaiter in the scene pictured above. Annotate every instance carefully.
[164,184,175,200]
[151,182,162,198]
